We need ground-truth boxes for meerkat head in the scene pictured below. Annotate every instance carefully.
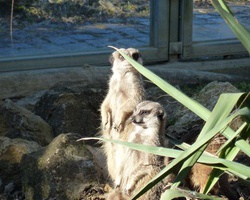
[131,101,167,131]
[109,48,142,73]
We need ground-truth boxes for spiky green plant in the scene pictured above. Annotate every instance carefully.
[93,46,250,200]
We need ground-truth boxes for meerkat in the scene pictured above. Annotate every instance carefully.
[100,48,146,184]
[100,47,146,135]
[107,101,168,200]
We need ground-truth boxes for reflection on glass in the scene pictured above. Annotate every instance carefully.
[193,1,250,41]
[0,1,150,58]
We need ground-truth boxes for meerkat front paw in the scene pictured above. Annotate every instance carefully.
[124,188,132,196]
[115,178,121,189]
[113,123,122,132]
[125,182,135,196]
[102,112,112,131]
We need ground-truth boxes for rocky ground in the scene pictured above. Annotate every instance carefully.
[0,80,249,200]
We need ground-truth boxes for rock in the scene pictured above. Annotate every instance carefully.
[0,99,54,146]
[15,90,48,112]
[21,133,104,200]
[166,81,240,142]
[0,137,41,185]
[4,182,14,196]
[3,181,25,200]
[0,178,3,193]
[34,87,106,140]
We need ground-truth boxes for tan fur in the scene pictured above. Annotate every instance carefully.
[189,135,226,193]
[108,101,167,200]
[100,48,146,182]
[188,135,237,199]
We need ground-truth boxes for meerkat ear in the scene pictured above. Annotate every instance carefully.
[158,110,166,121]
[109,55,115,65]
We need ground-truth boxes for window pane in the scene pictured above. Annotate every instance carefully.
[0,0,150,59]
[193,1,250,41]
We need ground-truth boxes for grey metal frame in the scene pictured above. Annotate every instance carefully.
[0,1,169,72]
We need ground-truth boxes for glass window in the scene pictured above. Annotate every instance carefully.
[193,1,250,41]
[0,1,169,71]
[0,1,150,59]
[181,0,249,59]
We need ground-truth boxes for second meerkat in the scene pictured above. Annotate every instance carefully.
[107,101,168,200]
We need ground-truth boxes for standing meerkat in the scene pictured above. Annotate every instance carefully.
[100,47,146,134]
[107,101,168,200]
[100,48,146,184]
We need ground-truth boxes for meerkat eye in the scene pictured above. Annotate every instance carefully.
[132,53,141,61]
[119,54,125,61]
[140,110,150,115]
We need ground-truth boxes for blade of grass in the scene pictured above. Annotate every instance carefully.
[204,122,249,194]
[78,137,250,179]
[160,188,223,200]
[216,0,234,16]
[204,95,250,194]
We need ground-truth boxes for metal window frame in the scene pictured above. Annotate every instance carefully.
[180,0,248,59]
[0,1,169,72]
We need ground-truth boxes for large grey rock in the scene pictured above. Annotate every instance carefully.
[21,133,104,200]
[34,87,106,140]
[166,81,240,142]
[0,99,54,146]
[16,90,48,112]
[0,137,41,185]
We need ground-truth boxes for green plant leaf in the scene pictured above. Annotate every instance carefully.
[217,0,234,16]
[204,94,250,194]
[172,93,244,189]
[78,137,250,179]
[160,188,223,200]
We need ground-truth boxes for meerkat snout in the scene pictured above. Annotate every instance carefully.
[130,114,143,124]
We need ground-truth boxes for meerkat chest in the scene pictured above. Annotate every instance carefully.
[110,73,125,91]
[129,127,159,146]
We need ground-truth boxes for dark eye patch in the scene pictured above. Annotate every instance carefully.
[132,53,141,61]
[139,110,150,115]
